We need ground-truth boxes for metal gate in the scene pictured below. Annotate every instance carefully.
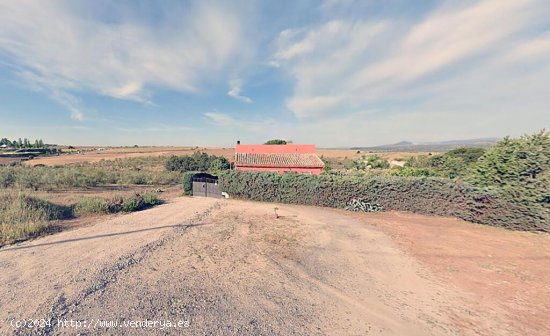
[192,177,222,198]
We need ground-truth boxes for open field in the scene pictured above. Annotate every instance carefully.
[0,157,23,165]
[25,146,433,166]
[27,147,234,166]
[1,197,548,335]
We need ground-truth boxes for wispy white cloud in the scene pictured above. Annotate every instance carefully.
[273,0,550,121]
[272,20,390,117]
[0,0,250,119]
[203,112,286,140]
[227,79,253,103]
[22,125,92,131]
[116,125,200,133]
[50,90,85,121]
[1,0,549,147]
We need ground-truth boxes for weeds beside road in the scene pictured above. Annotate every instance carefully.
[0,190,162,246]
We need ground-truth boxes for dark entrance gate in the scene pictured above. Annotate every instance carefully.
[192,174,222,198]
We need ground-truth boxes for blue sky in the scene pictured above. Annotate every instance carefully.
[1,0,549,147]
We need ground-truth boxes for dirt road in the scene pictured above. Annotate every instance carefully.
[1,198,548,335]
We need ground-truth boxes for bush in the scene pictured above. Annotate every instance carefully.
[365,155,390,169]
[77,192,161,215]
[143,191,162,206]
[165,152,230,173]
[403,148,488,179]
[390,166,437,177]
[74,198,109,215]
[349,155,389,171]
[446,147,486,163]
[0,166,16,188]
[121,194,146,212]
[166,155,198,172]
[219,171,548,232]
[0,192,72,245]
[469,131,549,222]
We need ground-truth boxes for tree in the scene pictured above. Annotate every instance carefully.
[365,155,390,169]
[17,138,23,148]
[264,139,287,145]
[469,130,549,209]
[0,138,12,147]
[445,147,486,164]
[165,155,198,172]
[165,153,231,173]
[192,152,211,171]
[210,157,230,174]
[38,139,44,148]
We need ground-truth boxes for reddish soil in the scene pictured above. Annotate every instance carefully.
[361,211,550,335]
[0,157,22,165]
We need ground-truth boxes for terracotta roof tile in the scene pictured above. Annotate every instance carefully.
[235,153,324,168]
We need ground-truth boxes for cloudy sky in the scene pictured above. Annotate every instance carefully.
[1,0,549,147]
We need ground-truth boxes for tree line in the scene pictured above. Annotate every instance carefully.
[165,152,230,174]
[0,137,46,149]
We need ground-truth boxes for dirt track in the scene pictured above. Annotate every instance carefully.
[1,198,548,335]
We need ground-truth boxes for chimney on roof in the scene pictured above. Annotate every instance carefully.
[237,140,241,145]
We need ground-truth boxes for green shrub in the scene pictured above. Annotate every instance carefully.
[401,148,485,179]
[74,198,109,215]
[390,166,437,177]
[121,194,146,212]
[75,192,161,215]
[468,131,549,221]
[365,155,390,169]
[0,166,16,188]
[118,193,160,212]
[165,152,230,173]
[0,192,72,245]
[166,155,198,172]
[446,147,486,163]
[219,171,548,232]
[143,191,162,206]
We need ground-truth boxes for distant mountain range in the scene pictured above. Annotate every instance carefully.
[349,138,499,152]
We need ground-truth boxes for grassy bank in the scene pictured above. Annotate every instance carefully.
[0,191,162,246]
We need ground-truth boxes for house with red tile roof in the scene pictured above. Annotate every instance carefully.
[234,143,324,175]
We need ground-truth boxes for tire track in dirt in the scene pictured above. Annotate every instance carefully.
[4,197,531,335]
[6,200,221,336]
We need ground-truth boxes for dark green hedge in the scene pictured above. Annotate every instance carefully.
[219,171,548,232]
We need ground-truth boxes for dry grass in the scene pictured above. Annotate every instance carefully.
[28,147,234,166]
[0,191,71,246]
[0,186,181,246]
